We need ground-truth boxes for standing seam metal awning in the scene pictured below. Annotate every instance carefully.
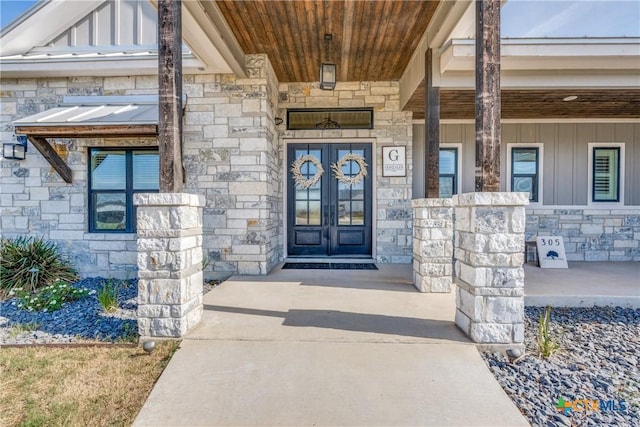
[12,96,161,183]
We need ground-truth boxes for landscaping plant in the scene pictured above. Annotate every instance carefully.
[97,278,120,313]
[0,236,78,294]
[537,305,559,358]
[9,280,90,312]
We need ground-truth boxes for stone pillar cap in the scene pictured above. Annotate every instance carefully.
[134,193,206,207]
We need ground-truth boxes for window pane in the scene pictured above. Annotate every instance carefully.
[513,148,537,174]
[439,176,454,198]
[439,149,456,175]
[91,151,125,190]
[133,151,159,190]
[593,148,619,201]
[513,176,534,200]
[94,193,126,230]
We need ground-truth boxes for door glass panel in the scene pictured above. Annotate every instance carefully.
[351,201,364,225]
[308,201,321,225]
[338,202,350,225]
[295,201,308,225]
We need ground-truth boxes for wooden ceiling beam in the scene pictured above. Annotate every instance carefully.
[14,125,159,137]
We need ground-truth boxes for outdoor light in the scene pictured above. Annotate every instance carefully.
[320,63,337,90]
[320,33,336,90]
[2,135,27,160]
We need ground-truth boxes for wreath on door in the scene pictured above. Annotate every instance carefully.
[331,153,368,185]
[290,154,324,189]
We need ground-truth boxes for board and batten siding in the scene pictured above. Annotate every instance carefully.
[413,122,640,206]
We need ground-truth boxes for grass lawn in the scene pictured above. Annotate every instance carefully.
[0,341,179,427]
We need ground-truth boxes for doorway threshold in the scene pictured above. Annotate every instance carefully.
[284,257,375,264]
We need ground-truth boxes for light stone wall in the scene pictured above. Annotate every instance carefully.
[412,198,453,292]
[278,81,413,263]
[453,192,528,352]
[525,208,640,261]
[182,55,282,278]
[0,54,282,279]
[0,75,160,278]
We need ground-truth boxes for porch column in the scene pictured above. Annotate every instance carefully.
[412,198,453,293]
[453,192,528,352]
[158,0,184,192]
[425,48,440,198]
[135,193,205,337]
[475,0,501,192]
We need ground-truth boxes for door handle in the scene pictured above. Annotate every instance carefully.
[323,207,329,226]
[330,207,335,225]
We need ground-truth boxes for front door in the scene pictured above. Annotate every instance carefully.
[287,143,372,257]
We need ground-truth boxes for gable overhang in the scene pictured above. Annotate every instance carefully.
[12,96,160,183]
[0,0,244,78]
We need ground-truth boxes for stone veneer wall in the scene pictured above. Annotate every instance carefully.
[0,54,281,279]
[525,208,640,261]
[277,81,413,263]
[182,55,282,277]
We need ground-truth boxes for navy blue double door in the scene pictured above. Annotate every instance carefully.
[287,143,372,257]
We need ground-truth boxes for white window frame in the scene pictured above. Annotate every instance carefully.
[439,143,462,197]
[588,142,625,207]
[506,143,544,206]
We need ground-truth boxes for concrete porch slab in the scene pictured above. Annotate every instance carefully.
[524,261,640,308]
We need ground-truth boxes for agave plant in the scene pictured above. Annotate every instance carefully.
[0,236,78,294]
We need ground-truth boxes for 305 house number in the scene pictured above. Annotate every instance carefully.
[539,238,561,247]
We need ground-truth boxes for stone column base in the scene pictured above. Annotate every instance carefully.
[135,193,205,338]
[412,198,453,293]
[453,192,528,351]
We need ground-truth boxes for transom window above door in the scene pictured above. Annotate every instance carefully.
[286,108,374,130]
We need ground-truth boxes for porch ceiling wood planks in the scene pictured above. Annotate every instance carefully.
[406,88,640,120]
[215,0,440,83]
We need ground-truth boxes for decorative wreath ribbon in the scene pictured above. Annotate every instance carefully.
[290,154,324,189]
[331,153,368,185]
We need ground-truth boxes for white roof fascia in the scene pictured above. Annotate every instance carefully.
[0,0,104,56]
[0,55,207,78]
[440,38,640,73]
[399,0,472,109]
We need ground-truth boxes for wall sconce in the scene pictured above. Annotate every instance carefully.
[320,63,336,90]
[2,135,27,160]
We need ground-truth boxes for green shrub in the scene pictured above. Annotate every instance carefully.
[97,278,119,313]
[537,305,559,358]
[0,237,78,294]
[9,281,90,312]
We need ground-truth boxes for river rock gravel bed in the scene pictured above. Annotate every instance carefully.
[0,278,138,344]
[0,278,218,345]
[482,306,640,427]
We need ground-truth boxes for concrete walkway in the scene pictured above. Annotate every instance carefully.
[134,264,529,426]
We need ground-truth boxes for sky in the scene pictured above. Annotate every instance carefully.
[1,0,639,37]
